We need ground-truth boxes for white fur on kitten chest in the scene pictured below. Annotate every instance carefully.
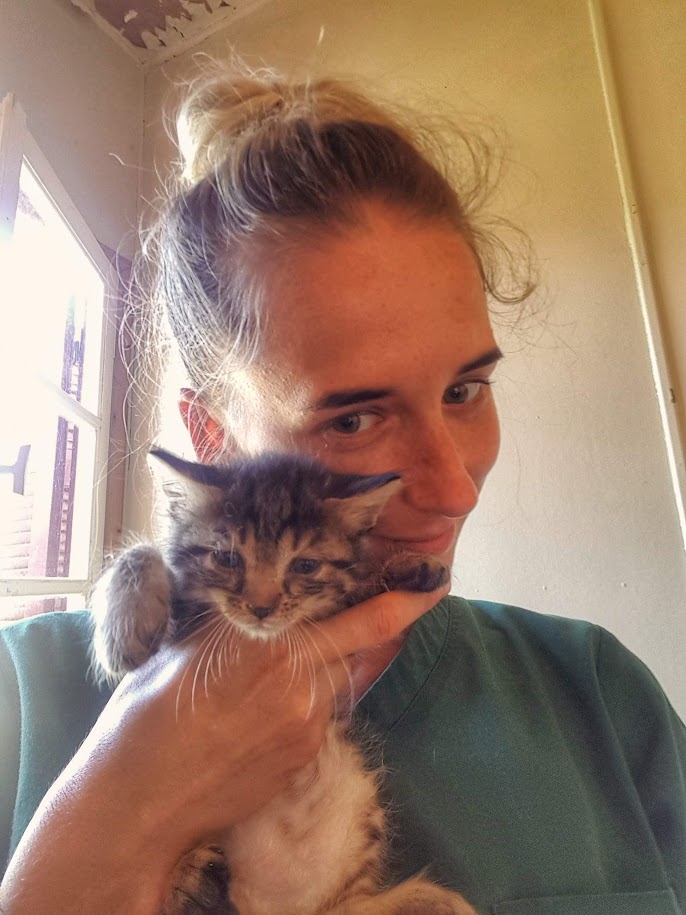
[225,722,380,915]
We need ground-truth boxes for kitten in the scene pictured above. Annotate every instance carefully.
[91,449,476,915]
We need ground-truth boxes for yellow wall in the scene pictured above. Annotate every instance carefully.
[603,0,686,449]
[0,0,143,255]
[140,0,686,716]
[143,0,685,435]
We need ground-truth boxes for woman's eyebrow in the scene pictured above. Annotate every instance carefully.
[312,348,504,413]
[458,346,504,374]
[313,387,394,411]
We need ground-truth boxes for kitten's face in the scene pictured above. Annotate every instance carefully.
[158,451,400,640]
[190,524,363,639]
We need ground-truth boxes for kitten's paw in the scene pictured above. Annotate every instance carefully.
[163,845,230,915]
[341,878,475,915]
[390,895,475,914]
[386,880,476,915]
[91,544,172,680]
[381,553,450,593]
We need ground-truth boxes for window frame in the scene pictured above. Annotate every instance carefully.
[0,92,119,608]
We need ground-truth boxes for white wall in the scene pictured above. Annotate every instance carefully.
[0,0,143,255]
[140,0,686,717]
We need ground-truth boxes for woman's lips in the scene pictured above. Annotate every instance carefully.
[372,526,456,555]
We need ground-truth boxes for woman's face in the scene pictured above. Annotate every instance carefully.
[203,201,501,568]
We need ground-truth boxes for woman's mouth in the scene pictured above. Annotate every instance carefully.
[371,525,457,556]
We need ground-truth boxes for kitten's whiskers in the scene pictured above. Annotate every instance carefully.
[174,616,226,718]
[291,625,318,709]
[283,630,300,695]
[174,614,225,721]
[297,622,348,718]
[216,619,240,680]
[190,620,226,712]
[307,618,355,717]
[203,622,227,698]
[224,624,242,670]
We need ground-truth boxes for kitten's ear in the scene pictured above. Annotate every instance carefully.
[324,472,402,534]
[149,447,227,513]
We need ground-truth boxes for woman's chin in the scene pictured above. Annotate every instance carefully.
[369,526,458,566]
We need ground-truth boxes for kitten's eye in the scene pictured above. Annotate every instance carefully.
[213,549,243,569]
[289,558,322,575]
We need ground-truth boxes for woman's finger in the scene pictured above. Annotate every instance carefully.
[312,584,450,662]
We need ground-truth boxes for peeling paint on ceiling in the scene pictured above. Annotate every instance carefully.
[97,0,234,49]
[71,0,272,62]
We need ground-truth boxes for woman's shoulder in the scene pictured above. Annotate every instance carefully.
[0,609,110,726]
[0,610,112,763]
[0,612,112,869]
[452,594,629,663]
[0,610,103,695]
[1,608,95,654]
[457,595,602,645]
[449,595,683,726]
[0,608,110,734]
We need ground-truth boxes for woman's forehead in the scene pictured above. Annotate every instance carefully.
[260,203,495,387]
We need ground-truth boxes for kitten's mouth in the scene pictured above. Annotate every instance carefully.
[233,616,289,640]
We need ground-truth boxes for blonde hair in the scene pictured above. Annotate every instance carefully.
[137,62,535,439]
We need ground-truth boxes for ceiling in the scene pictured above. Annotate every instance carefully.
[71,0,270,62]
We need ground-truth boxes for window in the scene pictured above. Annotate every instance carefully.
[0,93,118,620]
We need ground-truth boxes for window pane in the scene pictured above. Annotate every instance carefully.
[0,592,86,623]
[0,415,95,580]
[0,160,105,414]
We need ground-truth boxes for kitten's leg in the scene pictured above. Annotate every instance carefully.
[380,553,450,593]
[91,544,172,681]
[162,846,233,915]
[329,875,476,915]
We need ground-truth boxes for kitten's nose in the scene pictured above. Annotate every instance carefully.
[251,604,275,620]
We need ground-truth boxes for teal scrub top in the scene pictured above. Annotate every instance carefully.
[1,598,684,914]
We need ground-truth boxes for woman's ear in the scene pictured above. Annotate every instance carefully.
[178,389,229,464]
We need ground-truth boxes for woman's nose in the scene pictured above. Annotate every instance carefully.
[401,422,479,519]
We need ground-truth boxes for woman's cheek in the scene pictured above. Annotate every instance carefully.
[474,398,500,486]
[314,443,398,477]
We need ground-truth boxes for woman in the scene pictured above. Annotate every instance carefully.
[1,67,684,914]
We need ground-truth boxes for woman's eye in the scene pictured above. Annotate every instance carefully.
[213,549,243,569]
[290,558,322,574]
[443,380,491,405]
[327,412,379,435]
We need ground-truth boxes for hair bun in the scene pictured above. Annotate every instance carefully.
[177,73,290,186]
[176,65,399,188]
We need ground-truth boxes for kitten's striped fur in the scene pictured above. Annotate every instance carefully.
[92,450,475,915]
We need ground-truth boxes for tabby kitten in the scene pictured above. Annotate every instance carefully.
[92,449,476,915]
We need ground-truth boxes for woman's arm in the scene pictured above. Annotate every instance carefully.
[0,585,447,914]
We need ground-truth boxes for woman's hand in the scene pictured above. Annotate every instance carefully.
[0,583,448,914]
